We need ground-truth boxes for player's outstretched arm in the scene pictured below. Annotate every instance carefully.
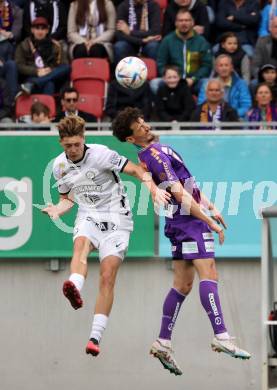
[200,191,227,230]
[42,194,74,220]
[122,161,171,207]
[171,182,225,245]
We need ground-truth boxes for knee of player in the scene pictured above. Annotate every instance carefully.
[174,282,193,295]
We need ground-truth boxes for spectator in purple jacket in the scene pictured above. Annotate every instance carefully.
[247,83,277,128]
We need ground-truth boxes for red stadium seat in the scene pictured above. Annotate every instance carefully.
[15,94,56,119]
[140,57,158,80]
[155,0,167,10]
[71,58,110,82]
[155,0,168,22]
[71,58,110,102]
[77,94,103,120]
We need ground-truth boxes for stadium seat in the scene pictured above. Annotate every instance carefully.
[155,0,168,22]
[155,0,167,9]
[140,57,158,80]
[15,94,56,120]
[77,94,103,120]
[71,58,110,105]
[71,58,110,82]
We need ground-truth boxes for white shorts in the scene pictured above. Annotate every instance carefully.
[73,213,133,261]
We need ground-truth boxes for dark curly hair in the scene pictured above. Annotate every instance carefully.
[112,107,143,142]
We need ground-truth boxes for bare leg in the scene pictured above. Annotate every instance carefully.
[63,236,94,309]
[94,255,121,315]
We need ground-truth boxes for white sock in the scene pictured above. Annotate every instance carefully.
[215,332,230,340]
[69,273,85,292]
[90,314,108,343]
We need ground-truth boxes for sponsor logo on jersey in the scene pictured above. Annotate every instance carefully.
[204,241,214,252]
[182,241,199,254]
[109,153,122,167]
[208,293,219,316]
[202,232,213,240]
[86,170,96,180]
[74,185,103,194]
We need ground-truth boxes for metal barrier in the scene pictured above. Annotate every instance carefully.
[0,121,277,132]
[261,206,277,390]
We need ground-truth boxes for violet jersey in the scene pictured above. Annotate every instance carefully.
[52,144,131,220]
[138,142,214,260]
[138,143,201,221]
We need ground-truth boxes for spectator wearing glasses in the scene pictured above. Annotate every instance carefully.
[55,86,97,122]
[15,17,70,95]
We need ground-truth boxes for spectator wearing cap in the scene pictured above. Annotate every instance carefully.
[162,0,210,39]
[55,86,97,122]
[23,0,67,41]
[258,63,277,102]
[15,17,70,95]
[252,16,277,80]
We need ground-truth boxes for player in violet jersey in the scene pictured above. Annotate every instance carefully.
[112,107,251,376]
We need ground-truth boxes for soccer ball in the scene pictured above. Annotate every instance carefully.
[115,56,148,89]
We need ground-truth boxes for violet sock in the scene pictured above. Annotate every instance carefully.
[159,288,186,340]
[199,279,227,335]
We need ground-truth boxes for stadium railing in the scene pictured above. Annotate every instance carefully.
[0,121,277,132]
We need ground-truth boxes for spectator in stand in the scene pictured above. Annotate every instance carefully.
[215,32,250,83]
[247,83,277,128]
[11,0,28,7]
[198,54,252,119]
[191,79,239,128]
[155,65,195,122]
[68,0,115,61]
[259,0,277,37]
[15,17,70,95]
[23,0,67,41]
[162,0,210,39]
[258,63,277,102]
[0,0,23,58]
[152,9,212,94]
[55,86,97,122]
[215,0,260,57]
[114,0,161,64]
[0,77,13,122]
[105,78,151,119]
[252,16,277,80]
[31,100,51,123]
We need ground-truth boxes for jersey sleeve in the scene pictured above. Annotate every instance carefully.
[96,147,128,172]
[147,151,179,184]
[53,162,71,195]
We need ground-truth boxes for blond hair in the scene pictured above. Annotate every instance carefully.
[57,116,85,139]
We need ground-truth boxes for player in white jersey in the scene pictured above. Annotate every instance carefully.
[43,116,170,356]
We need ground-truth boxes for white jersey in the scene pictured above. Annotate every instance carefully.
[52,144,131,220]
